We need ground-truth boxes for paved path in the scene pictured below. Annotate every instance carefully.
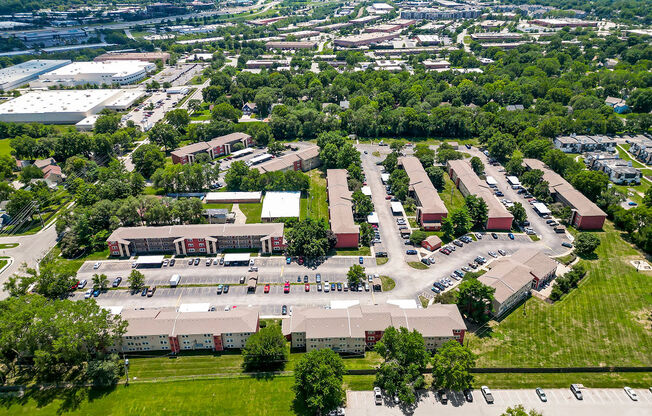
[347,388,652,416]
[231,204,246,224]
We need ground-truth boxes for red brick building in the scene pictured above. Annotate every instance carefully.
[107,223,285,257]
[170,132,251,165]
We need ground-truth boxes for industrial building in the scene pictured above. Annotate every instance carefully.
[522,159,606,230]
[528,18,598,28]
[326,169,359,248]
[31,60,155,87]
[254,146,321,173]
[94,52,170,63]
[400,7,481,20]
[447,159,514,230]
[479,249,557,316]
[109,307,260,353]
[106,223,285,257]
[0,59,70,91]
[282,304,466,353]
[334,32,399,47]
[398,156,448,230]
[171,133,252,164]
[265,41,318,50]
[0,89,144,124]
[261,191,301,222]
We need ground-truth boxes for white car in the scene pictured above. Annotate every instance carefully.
[624,386,638,401]
[84,289,93,299]
[78,279,87,289]
[374,387,382,405]
[93,262,101,269]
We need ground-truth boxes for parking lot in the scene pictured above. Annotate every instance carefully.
[122,91,186,131]
[346,388,652,416]
[150,63,206,87]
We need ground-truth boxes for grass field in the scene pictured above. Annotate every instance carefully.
[468,223,652,368]
[333,246,371,256]
[240,202,263,223]
[300,170,328,221]
[380,275,395,291]
[440,172,466,212]
[408,261,428,270]
[0,243,19,249]
[203,203,233,210]
[0,138,12,157]
[616,145,645,168]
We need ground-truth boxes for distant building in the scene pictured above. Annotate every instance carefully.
[528,18,598,28]
[553,135,617,154]
[94,52,170,63]
[255,146,321,173]
[604,96,629,114]
[334,32,399,47]
[242,102,258,115]
[265,41,317,50]
[170,133,252,164]
[32,60,155,87]
[0,60,70,91]
[400,7,481,20]
[628,135,652,165]
[586,156,641,185]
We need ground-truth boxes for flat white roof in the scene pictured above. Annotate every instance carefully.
[367,212,379,224]
[381,173,390,182]
[224,253,251,262]
[507,176,521,184]
[361,186,372,196]
[0,89,123,115]
[230,147,254,157]
[178,303,211,312]
[135,255,164,265]
[249,153,273,164]
[205,191,262,202]
[486,176,497,185]
[0,59,70,89]
[261,191,300,219]
[533,202,551,214]
[387,299,418,309]
[390,201,403,213]
[42,60,152,78]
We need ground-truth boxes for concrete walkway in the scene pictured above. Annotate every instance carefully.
[232,204,246,224]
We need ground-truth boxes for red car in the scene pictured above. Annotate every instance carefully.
[298,257,304,265]
[264,284,270,293]
[385,195,392,200]
[305,283,310,292]
[284,281,290,293]
[70,281,80,290]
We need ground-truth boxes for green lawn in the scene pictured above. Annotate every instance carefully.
[0,377,297,416]
[616,145,645,168]
[380,275,395,291]
[468,222,652,368]
[332,246,371,256]
[0,243,19,249]
[240,202,263,223]
[203,203,233,210]
[440,172,466,212]
[472,372,652,389]
[300,170,328,221]
[0,138,12,157]
[408,261,428,270]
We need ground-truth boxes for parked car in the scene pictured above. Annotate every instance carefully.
[84,289,93,299]
[170,259,175,266]
[508,233,515,240]
[303,275,308,283]
[316,274,321,283]
[331,282,336,291]
[146,286,156,297]
[374,387,382,405]
[431,286,440,293]
[463,389,473,402]
[562,242,573,248]
[498,249,506,256]
[305,283,310,292]
[93,262,101,269]
[491,233,498,239]
[79,279,87,289]
[286,257,291,264]
[570,384,583,400]
[223,284,229,294]
[317,283,322,291]
[453,240,463,247]
[488,251,498,258]
[205,258,211,266]
[536,387,547,402]
[624,386,638,401]
[406,249,417,255]
[112,277,122,288]
[282,305,287,315]
[188,258,193,265]
[219,258,224,265]
[216,284,223,294]
[141,287,148,296]
[324,282,330,292]
[284,281,290,293]
[481,386,494,404]
[193,258,200,265]
[438,389,448,404]
[264,284,270,293]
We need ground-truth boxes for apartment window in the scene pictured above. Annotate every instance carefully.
[188,248,195,253]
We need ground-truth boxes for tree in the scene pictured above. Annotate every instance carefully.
[470,156,484,175]
[574,233,601,256]
[132,144,165,178]
[242,324,288,372]
[426,166,445,191]
[352,190,373,219]
[165,109,190,130]
[347,264,365,286]
[465,195,488,229]
[4,256,76,299]
[293,349,345,415]
[127,270,145,291]
[267,140,285,156]
[224,161,250,191]
[375,326,430,404]
[628,88,652,113]
[456,279,495,322]
[6,189,35,218]
[449,208,472,236]
[508,202,527,225]
[19,164,43,183]
[414,144,435,167]
[359,222,374,246]
[382,152,398,173]
[431,340,476,391]
[570,170,609,201]
[501,405,543,416]
[409,230,427,246]
[148,123,179,151]
[94,113,121,134]
[211,102,241,122]
[0,294,126,383]
[92,273,109,291]
[389,168,409,201]
[285,218,331,258]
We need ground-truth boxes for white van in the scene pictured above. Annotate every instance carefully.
[170,274,181,287]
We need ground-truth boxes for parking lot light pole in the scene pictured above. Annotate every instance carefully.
[124,358,130,386]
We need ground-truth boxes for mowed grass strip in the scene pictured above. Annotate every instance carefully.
[301,170,328,221]
[468,223,652,368]
[0,377,296,416]
[439,172,465,212]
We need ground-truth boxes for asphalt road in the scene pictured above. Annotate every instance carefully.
[347,388,652,416]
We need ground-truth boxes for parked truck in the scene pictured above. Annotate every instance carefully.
[170,274,181,287]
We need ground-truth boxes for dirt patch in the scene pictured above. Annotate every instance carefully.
[631,307,652,334]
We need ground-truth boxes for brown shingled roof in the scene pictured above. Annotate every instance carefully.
[327,169,359,235]
[398,156,448,216]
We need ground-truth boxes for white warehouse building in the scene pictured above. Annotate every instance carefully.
[0,59,71,91]
[31,60,155,87]
[0,89,145,124]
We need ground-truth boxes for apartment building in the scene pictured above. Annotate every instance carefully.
[587,156,641,185]
[553,135,617,154]
[479,249,557,316]
[400,7,481,20]
[398,156,448,230]
[528,18,598,28]
[627,135,652,165]
[170,133,252,164]
[334,32,399,47]
[522,159,606,229]
[106,223,285,257]
[282,304,466,353]
[109,308,259,353]
[327,169,359,248]
[470,32,523,42]
[255,146,321,174]
[447,159,513,230]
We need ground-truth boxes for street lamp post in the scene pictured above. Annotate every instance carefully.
[124,358,130,386]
